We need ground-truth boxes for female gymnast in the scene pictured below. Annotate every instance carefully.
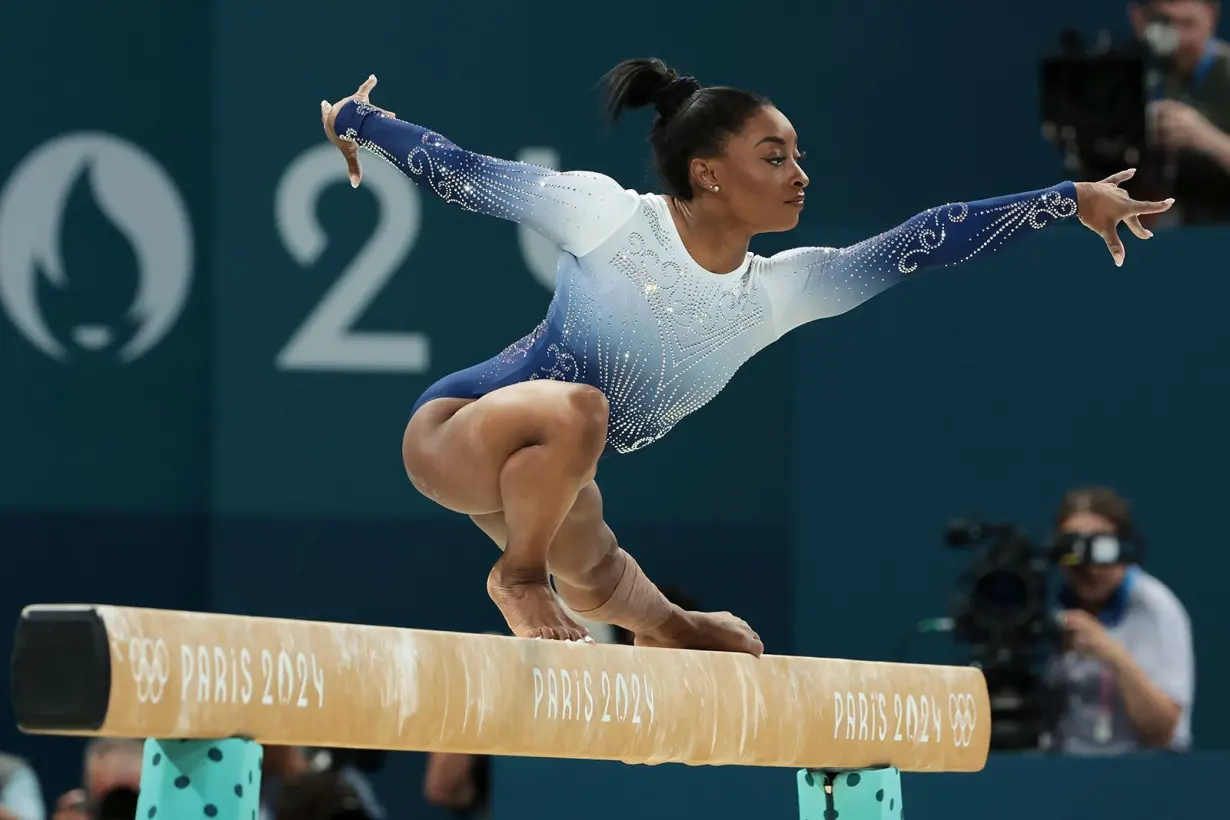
[319,61,1173,655]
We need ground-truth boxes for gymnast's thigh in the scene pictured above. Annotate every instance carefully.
[401,380,607,516]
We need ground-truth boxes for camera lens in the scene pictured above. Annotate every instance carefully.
[96,788,139,820]
[973,568,1029,620]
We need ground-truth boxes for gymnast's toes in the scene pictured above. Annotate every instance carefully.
[525,624,591,642]
[487,569,591,642]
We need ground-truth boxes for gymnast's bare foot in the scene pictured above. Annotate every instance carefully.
[635,610,764,657]
[487,559,591,642]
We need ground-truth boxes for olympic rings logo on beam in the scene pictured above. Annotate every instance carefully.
[128,638,171,704]
[948,693,977,748]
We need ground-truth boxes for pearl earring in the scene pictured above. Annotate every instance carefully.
[711,185,720,192]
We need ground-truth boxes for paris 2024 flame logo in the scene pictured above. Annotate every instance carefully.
[0,133,193,363]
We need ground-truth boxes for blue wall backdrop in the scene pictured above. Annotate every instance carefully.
[1,1,1226,819]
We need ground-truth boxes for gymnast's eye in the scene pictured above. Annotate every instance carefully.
[765,152,806,168]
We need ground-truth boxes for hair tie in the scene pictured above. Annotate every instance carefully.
[654,75,703,118]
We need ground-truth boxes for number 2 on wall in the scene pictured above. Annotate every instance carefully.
[273,142,562,375]
[273,143,429,374]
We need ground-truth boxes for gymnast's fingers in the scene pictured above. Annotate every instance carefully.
[1103,168,1136,186]
[1101,226,1126,267]
[345,146,363,188]
[1132,197,1176,215]
[356,74,377,101]
[1125,215,1153,241]
[320,100,333,135]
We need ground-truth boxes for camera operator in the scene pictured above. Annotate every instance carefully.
[51,740,142,820]
[1044,486,1194,754]
[1043,1,1230,224]
[1134,1,1230,224]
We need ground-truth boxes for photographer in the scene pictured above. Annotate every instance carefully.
[1044,486,1194,754]
[51,740,142,820]
[1132,0,1230,224]
[1044,1,1230,223]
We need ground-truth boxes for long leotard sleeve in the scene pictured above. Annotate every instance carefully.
[332,100,639,258]
[760,183,1080,337]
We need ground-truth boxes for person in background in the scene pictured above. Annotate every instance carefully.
[51,739,142,820]
[274,769,371,820]
[299,749,385,820]
[47,740,324,820]
[0,753,45,820]
[1130,0,1230,223]
[1044,486,1195,754]
[259,746,312,820]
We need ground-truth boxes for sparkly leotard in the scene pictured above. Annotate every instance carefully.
[334,100,1080,456]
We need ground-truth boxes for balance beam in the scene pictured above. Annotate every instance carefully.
[10,604,990,819]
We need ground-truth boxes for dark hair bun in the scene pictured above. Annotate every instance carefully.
[597,57,769,200]
[601,58,702,122]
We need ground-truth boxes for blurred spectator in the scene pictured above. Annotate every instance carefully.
[423,584,697,816]
[52,739,142,820]
[422,749,489,818]
[43,740,348,820]
[300,749,385,820]
[1043,486,1194,754]
[1043,1,1230,223]
[274,769,370,820]
[259,745,312,820]
[0,753,45,820]
[419,626,501,818]
[1133,0,1230,224]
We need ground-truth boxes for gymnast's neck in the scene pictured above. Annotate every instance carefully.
[666,195,755,275]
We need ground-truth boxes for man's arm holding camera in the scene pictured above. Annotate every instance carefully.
[1062,608,1191,748]
[1154,99,1230,174]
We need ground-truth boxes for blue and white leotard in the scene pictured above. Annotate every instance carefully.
[334,100,1080,456]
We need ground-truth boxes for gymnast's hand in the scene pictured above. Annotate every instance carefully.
[1075,169,1175,268]
[320,74,396,189]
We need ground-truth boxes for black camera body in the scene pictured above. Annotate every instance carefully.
[945,518,1140,751]
[1039,17,1184,180]
[947,519,1060,751]
[947,520,1144,654]
[945,517,1144,750]
[947,520,1059,655]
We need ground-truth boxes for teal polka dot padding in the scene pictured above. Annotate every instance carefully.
[136,739,263,820]
[797,768,903,820]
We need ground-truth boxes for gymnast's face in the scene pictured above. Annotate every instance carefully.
[694,106,809,233]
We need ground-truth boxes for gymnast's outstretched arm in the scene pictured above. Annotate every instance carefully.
[761,174,1173,337]
[327,96,639,258]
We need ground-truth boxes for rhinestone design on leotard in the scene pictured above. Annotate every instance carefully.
[332,100,1080,455]
[341,102,632,256]
[761,187,1079,334]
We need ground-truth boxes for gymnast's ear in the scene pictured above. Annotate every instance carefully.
[689,157,720,193]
